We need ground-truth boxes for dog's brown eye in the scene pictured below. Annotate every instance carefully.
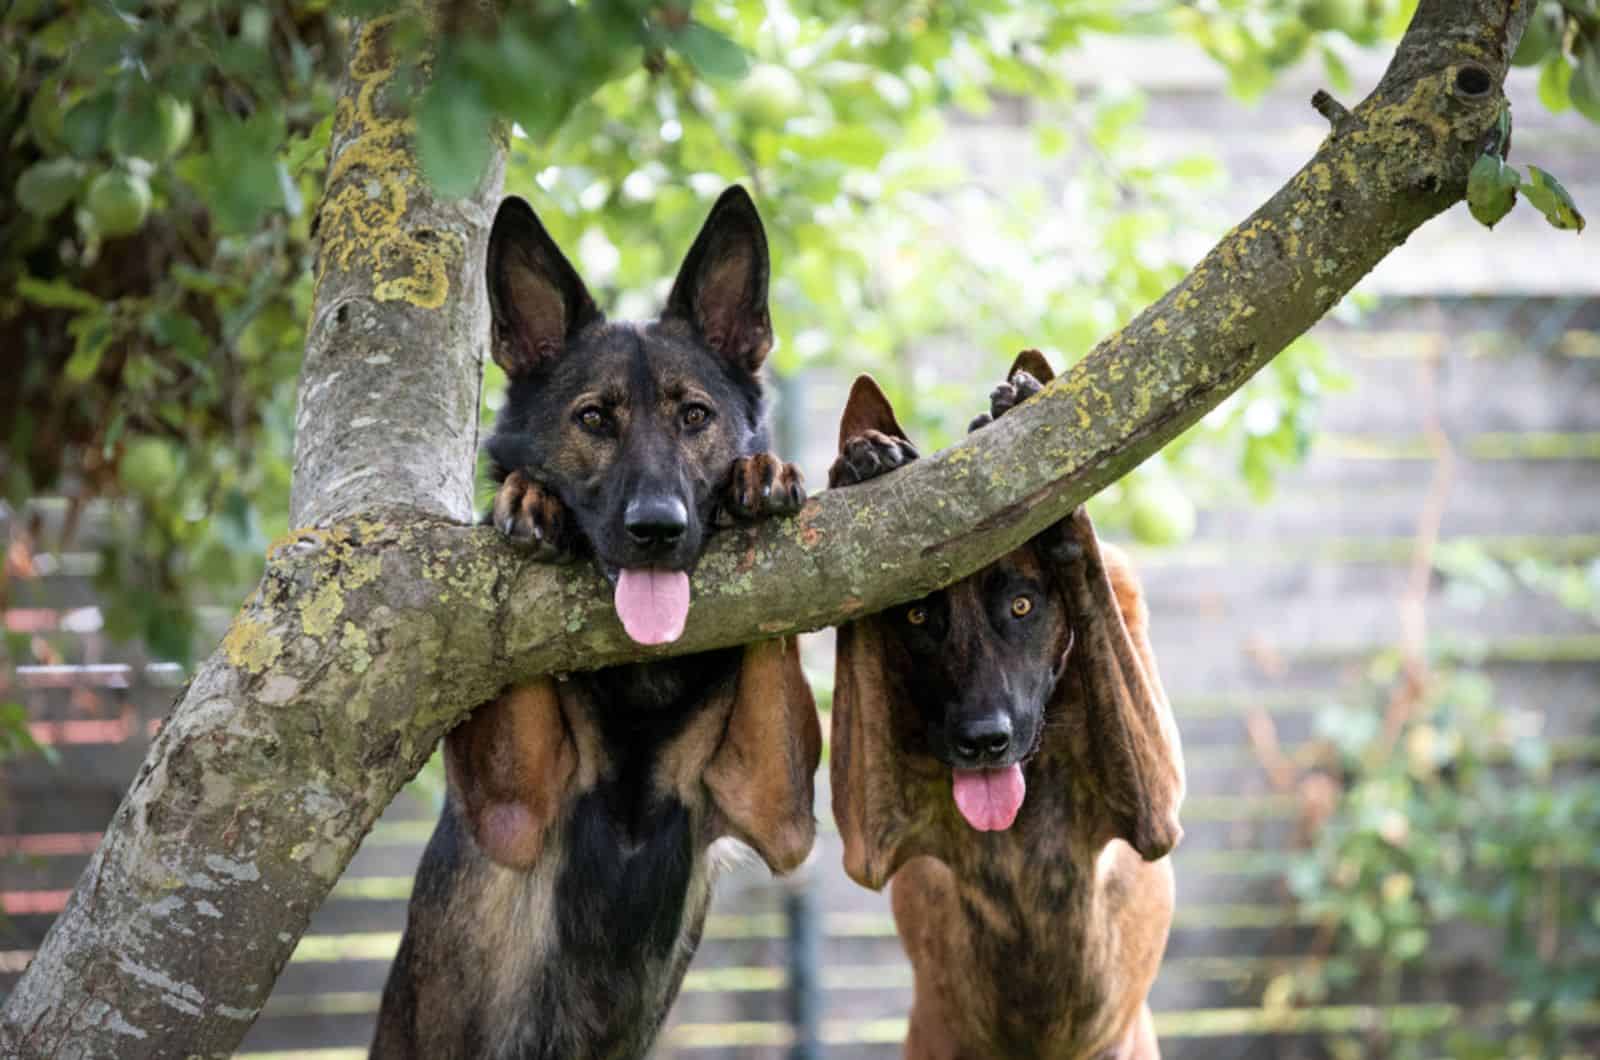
[578,407,606,432]
[682,405,711,429]
[1011,596,1033,618]
[906,606,927,626]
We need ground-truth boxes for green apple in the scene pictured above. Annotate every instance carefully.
[119,437,179,499]
[86,168,152,238]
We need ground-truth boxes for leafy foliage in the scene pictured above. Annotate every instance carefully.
[1466,102,1587,235]
[1282,552,1600,1058]
[1520,0,1600,124]
[3,0,335,659]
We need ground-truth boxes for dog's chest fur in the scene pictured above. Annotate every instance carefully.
[894,754,1164,1059]
[397,653,742,1060]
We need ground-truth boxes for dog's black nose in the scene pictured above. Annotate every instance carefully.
[624,496,688,547]
[950,715,1012,765]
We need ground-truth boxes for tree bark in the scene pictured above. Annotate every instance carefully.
[0,2,1531,1056]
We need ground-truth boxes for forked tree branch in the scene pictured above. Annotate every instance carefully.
[0,2,1531,1055]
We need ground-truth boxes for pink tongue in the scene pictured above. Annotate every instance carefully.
[614,569,691,645]
[952,765,1026,832]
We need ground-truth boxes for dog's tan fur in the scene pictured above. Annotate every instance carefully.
[830,363,1185,1059]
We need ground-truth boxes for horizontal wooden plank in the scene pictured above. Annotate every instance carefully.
[231,999,1600,1056]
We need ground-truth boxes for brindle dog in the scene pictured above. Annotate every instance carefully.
[371,188,821,1059]
[827,353,1185,1059]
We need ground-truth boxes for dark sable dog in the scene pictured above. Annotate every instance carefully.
[371,188,821,1059]
[828,354,1185,1059]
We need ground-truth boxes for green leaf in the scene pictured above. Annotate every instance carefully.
[284,113,333,176]
[1320,43,1352,95]
[1520,164,1586,232]
[416,77,494,199]
[1571,43,1600,124]
[61,91,116,158]
[671,21,750,81]
[66,311,114,382]
[1512,3,1562,67]
[16,274,99,311]
[142,308,209,361]
[190,104,287,233]
[15,156,87,219]
[111,87,192,162]
[1538,56,1572,114]
[1466,153,1520,229]
[797,125,887,167]
[1034,123,1070,159]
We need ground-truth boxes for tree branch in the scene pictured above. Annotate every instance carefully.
[0,2,1532,1056]
[289,15,504,528]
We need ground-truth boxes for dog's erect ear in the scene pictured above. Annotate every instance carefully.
[665,186,773,374]
[706,636,821,873]
[1042,509,1185,861]
[446,682,579,870]
[486,197,603,377]
[832,619,943,890]
[1010,348,1055,384]
[836,375,909,452]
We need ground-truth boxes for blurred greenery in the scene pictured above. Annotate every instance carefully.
[1282,550,1600,1058]
[1,0,1591,671]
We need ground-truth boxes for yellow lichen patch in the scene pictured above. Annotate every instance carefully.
[342,549,383,592]
[224,617,284,675]
[316,17,463,310]
[342,622,373,675]
[300,579,346,639]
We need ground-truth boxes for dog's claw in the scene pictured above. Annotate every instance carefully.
[726,453,805,521]
[492,471,580,563]
[829,430,918,488]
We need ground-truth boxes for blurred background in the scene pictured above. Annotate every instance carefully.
[2,1,1598,1057]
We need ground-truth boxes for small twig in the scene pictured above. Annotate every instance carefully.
[1380,326,1455,750]
[1311,89,1351,129]
[1538,862,1560,962]
[1245,707,1296,793]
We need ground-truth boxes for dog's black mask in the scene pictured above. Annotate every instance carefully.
[483,188,774,584]
[881,547,1070,773]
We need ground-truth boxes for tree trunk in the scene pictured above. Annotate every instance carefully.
[0,2,1531,1056]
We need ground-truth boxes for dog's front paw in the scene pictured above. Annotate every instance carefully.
[493,471,580,562]
[968,370,1045,433]
[829,430,919,488]
[724,453,806,520]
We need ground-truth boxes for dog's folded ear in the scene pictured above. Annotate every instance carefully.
[487,197,603,377]
[832,620,939,890]
[706,637,821,873]
[1009,348,1054,385]
[1042,511,1185,862]
[836,375,909,450]
[446,681,579,870]
[665,186,773,374]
